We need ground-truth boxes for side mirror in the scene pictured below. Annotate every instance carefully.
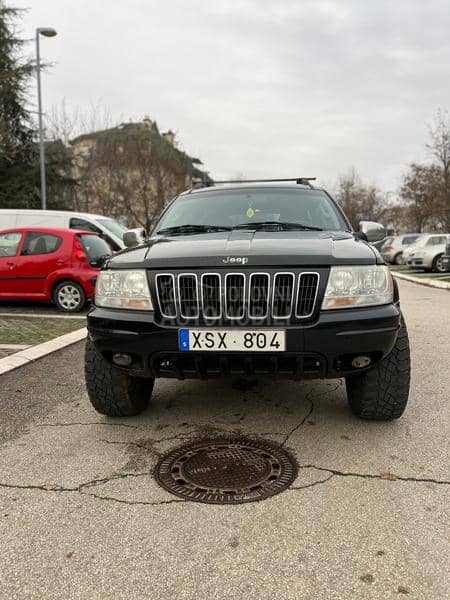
[359,221,386,243]
[123,228,146,248]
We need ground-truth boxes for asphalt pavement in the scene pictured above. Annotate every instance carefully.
[0,279,448,599]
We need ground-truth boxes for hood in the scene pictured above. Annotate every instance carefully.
[108,230,379,269]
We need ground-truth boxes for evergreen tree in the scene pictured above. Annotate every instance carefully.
[0,1,41,208]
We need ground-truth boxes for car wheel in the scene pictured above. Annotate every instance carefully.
[53,281,86,312]
[393,252,403,265]
[345,316,410,420]
[432,253,446,273]
[84,339,154,417]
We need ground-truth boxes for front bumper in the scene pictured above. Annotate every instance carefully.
[407,254,432,268]
[87,303,401,380]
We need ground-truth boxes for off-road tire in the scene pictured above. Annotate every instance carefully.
[345,317,410,420]
[85,339,154,416]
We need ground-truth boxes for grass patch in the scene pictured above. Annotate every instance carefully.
[0,317,85,345]
[389,265,411,272]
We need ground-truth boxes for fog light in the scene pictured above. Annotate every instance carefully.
[113,353,132,367]
[351,355,371,369]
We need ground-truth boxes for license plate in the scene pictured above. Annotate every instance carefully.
[178,329,285,352]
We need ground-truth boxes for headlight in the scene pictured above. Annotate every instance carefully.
[322,265,393,310]
[95,269,153,310]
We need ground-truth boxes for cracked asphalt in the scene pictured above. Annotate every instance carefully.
[0,279,449,599]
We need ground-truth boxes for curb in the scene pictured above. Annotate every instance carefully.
[0,327,87,376]
[393,271,450,290]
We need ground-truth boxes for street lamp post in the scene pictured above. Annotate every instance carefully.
[36,27,57,210]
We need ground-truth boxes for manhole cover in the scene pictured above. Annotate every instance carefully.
[155,438,297,504]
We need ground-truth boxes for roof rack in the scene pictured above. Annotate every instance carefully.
[190,177,317,191]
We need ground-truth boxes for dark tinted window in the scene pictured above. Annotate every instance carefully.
[21,232,62,255]
[428,236,447,246]
[70,217,101,234]
[70,217,120,250]
[402,236,419,245]
[0,232,22,257]
[79,234,112,262]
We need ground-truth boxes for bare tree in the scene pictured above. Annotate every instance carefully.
[399,163,443,232]
[427,109,450,230]
[73,127,190,229]
[335,168,387,229]
[47,99,119,144]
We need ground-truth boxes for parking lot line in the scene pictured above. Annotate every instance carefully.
[0,344,30,350]
[0,312,86,320]
[0,327,87,375]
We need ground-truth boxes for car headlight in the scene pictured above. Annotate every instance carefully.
[95,269,153,310]
[322,265,393,310]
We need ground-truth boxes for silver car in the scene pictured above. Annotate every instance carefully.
[380,234,422,264]
[405,234,450,272]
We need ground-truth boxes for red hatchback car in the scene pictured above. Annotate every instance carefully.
[0,227,112,312]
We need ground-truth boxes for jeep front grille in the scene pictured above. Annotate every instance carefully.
[155,271,320,323]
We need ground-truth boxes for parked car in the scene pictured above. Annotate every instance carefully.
[441,240,450,272]
[0,227,112,311]
[404,233,450,272]
[85,179,411,422]
[0,209,127,251]
[380,234,422,264]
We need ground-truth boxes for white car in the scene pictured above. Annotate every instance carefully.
[404,233,450,272]
[0,209,127,251]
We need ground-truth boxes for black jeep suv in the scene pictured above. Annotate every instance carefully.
[85,180,411,421]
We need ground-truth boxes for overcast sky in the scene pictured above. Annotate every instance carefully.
[14,0,450,191]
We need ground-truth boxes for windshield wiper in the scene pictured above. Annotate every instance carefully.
[156,224,232,236]
[233,221,323,231]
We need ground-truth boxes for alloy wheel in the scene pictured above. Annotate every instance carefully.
[435,255,446,273]
[57,284,82,310]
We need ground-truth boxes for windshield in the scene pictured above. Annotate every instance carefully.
[97,218,128,240]
[155,188,348,233]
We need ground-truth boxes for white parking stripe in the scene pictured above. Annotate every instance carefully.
[0,344,31,350]
[0,312,86,320]
[0,328,87,375]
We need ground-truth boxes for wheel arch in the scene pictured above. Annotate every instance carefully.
[50,275,87,299]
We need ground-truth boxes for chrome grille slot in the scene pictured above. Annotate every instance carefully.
[296,272,319,317]
[155,274,176,317]
[272,273,295,318]
[225,273,245,319]
[178,274,199,318]
[201,273,221,318]
[248,273,270,318]
[154,270,319,322]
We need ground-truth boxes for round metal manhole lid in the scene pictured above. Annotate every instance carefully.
[155,438,297,504]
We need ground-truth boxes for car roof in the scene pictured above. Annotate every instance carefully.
[0,209,111,219]
[180,183,327,196]
[0,227,100,236]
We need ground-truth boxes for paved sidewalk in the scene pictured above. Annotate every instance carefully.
[392,270,450,290]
